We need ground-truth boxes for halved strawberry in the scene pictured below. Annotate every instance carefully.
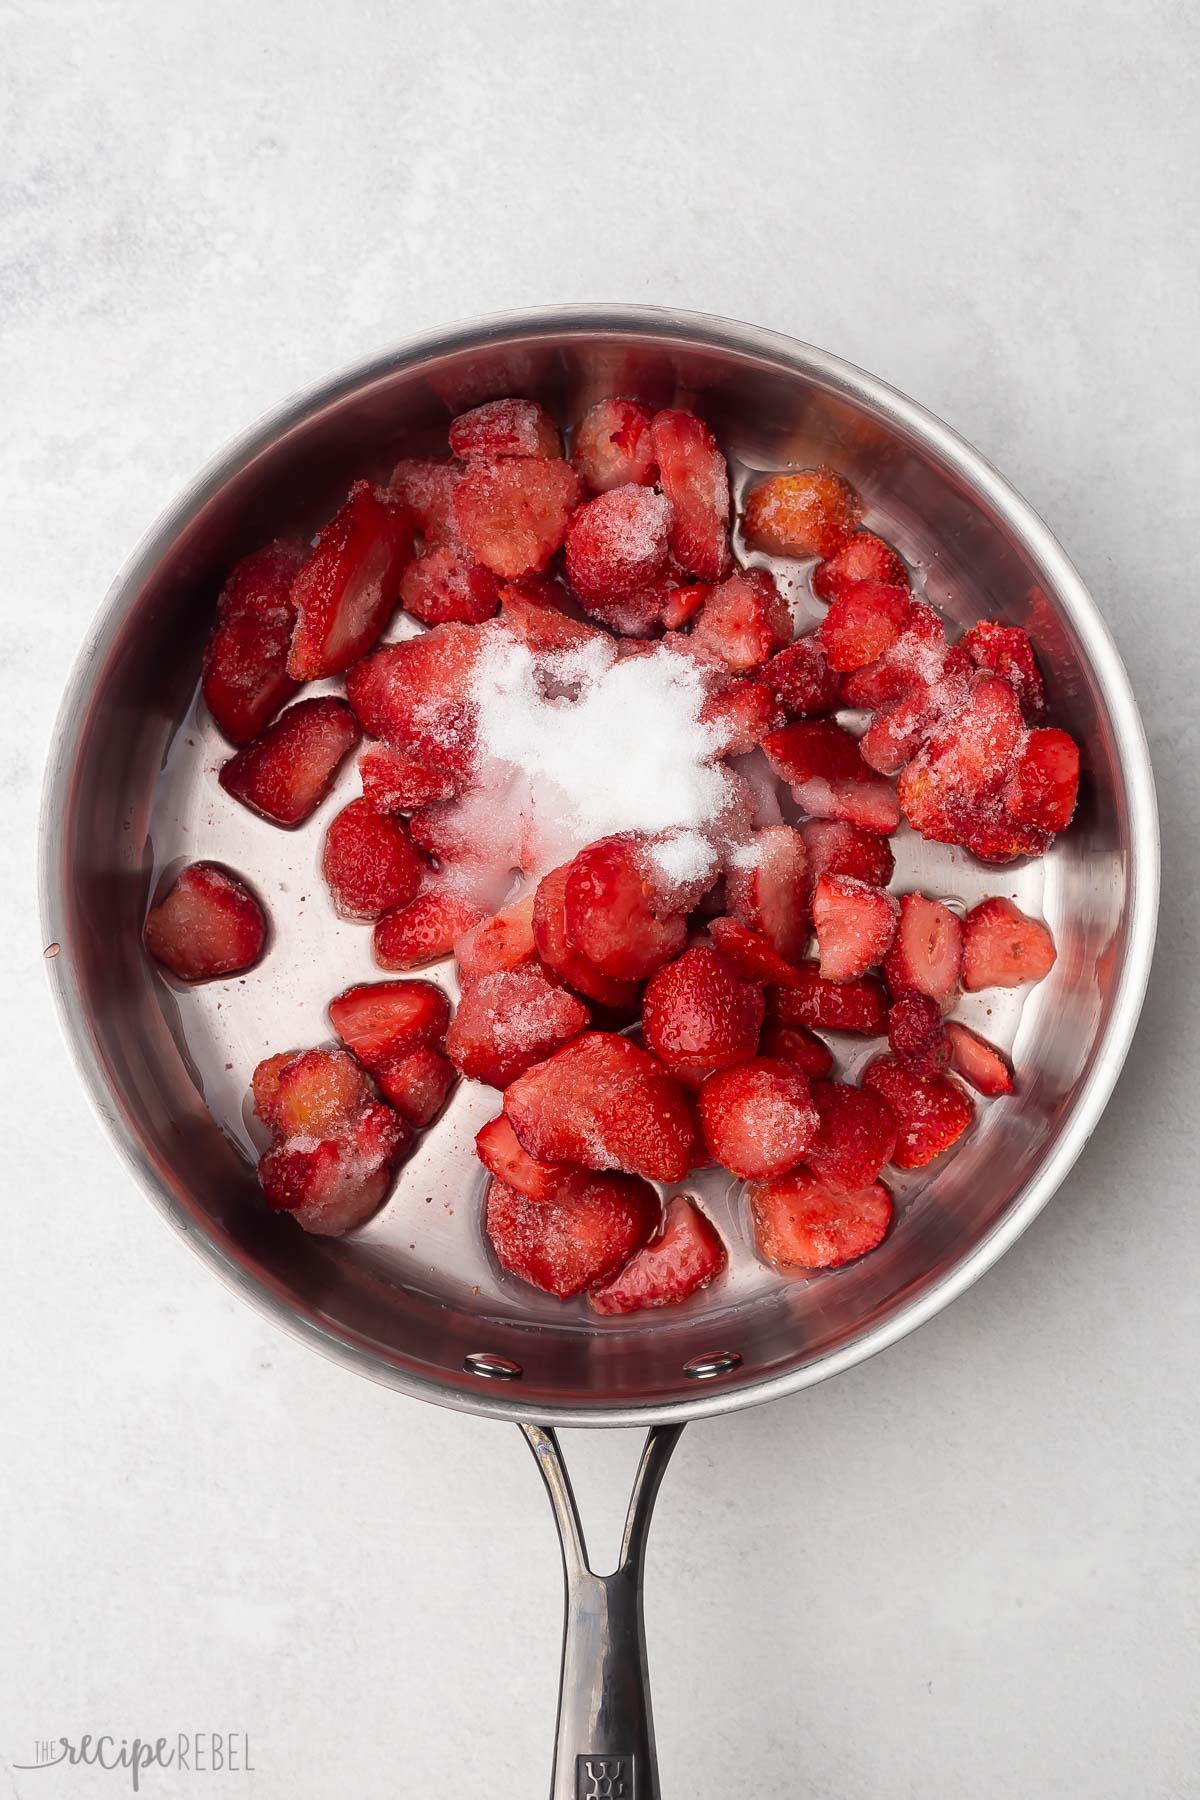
[475,1112,575,1202]
[709,916,803,987]
[883,893,963,1005]
[449,398,561,461]
[759,1017,835,1078]
[749,1167,892,1269]
[504,1032,695,1182]
[499,581,607,652]
[398,546,501,626]
[452,456,580,578]
[253,1046,371,1138]
[345,623,482,783]
[328,978,451,1067]
[287,482,416,679]
[532,864,643,1008]
[800,819,896,899]
[260,1100,409,1236]
[590,1195,726,1315]
[390,458,463,543]
[839,601,948,710]
[446,966,589,1089]
[962,620,1046,720]
[760,635,840,719]
[563,836,687,980]
[374,888,488,969]
[725,826,809,963]
[322,799,424,921]
[565,485,674,602]
[742,468,862,560]
[376,1047,456,1126]
[813,875,899,981]
[887,989,950,1075]
[944,1021,1015,1097]
[144,862,267,982]
[219,697,360,827]
[698,679,784,755]
[793,771,901,837]
[572,398,657,493]
[897,676,1025,846]
[812,531,908,605]
[806,1080,897,1189]
[202,539,306,744]
[649,409,732,579]
[1008,728,1080,834]
[769,964,889,1035]
[689,569,792,672]
[819,581,911,671]
[454,894,538,978]
[862,1055,973,1168]
[485,1170,660,1299]
[642,945,765,1076]
[699,1057,818,1179]
[961,897,1057,990]
[581,569,677,637]
[858,647,971,775]
[761,719,865,786]
[357,743,460,813]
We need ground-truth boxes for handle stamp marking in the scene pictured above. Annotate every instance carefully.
[577,1754,634,1798]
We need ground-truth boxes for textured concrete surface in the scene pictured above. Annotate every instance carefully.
[3,2,1199,1796]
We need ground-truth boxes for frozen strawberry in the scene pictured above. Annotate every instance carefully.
[709,916,803,987]
[357,742,459,813]
[581,569,677,638]
[699,1057,818,1179]
[640,831,722,916]
[573,398,657,493]
[504,1032,695,1182]
[770,964,889,1035]
[642,945,764,1075]
[454,893,538,978]
[375,1047,457,1125]
[761,635,840,719]
[944,1021,1015,1097]
[452,456,580,578]
[202,539,306,744]
[1008,728,1080,835]
[144,862,267,981]
[759,1017,835,1078]
[961,897,1057,990]
[374,888,488,969]
[793,771,901,836]
[806,1080,897,1189]
[813,875,899,980]
[800,819,896,899]
[699,679,784,755]
[219,696,360,827]
[398,546,501,626]
[649,409,732,580]
[449,398,561,461]
[475,1113,575,1202]
[819,581,911,672]
[762,719,865,786]
[345,623,482,783]
[749,1166,892,1269]
[565,485,673,603]
[812,531,908,605]
[883,893,964,1005]
[390,458,463,543]
[862,1055,973,1167]
[725,826,809,963]
[660,582,710,630]
[563,836,687,980]
[499,581,606,652]
[887,989,950,1076]
[446,966,589,1089]
[839,601,948,710]
[531,863,643,1009]
[486,1170,660,1299]
[254,1046,371,1139]
[590,1195,726,1315]
[858,647,972,775]
[897,676,1025,847]
[287,482,416,679]
[962,620,1046,720]
[689,569,792,672]
[952,801,1052,865]
[328,978,450,1068]
[321,799,424,921]
[260,1100,409,1236]
[742,468,862,560]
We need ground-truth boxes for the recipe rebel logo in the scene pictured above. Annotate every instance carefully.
[13,1732,254,1790]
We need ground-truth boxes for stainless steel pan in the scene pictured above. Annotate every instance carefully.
[39,308,1158,1798]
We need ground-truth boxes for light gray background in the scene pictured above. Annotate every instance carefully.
[4,3,1198,1796]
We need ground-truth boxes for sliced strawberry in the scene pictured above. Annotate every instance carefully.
[709,916,803,987]
[806,1080,897,1189]
[219,697,360,827]
[800,819,896,899]
[572,398,657,493]
[887,989,950,1076]
[742,467,862,560]
[795,771,901,836]
[504,1032,695,1181]
[454,893,538,978]
[565,485,673,603]
[689,568,792,672]
[961,897,1057,991]
[1008,728,1080,835]
[762,719,865,785]
[374,888,488,969]
[563,836,687,981]
[345,623,482,783]
[446,966,589,1089]
[499,581,607,652]
[839,601,948,709]
[760,635,840,719]
[813,875,899,980]
[452,456,580,578]
[358,742,460,813]
[769,963,889,1036]
[660,582,710,630]
[698,679,784,755]
[321,799,424,921]
[944,1021,1015,1097]
[398,546,501,626]
[144,862,267,982]
[725,825,809,963]
[897,676,1026,848]
[260,1100,409,1236]
[375,1047,456,1126]
[642,945,764,1075]
[858,647,972,775]
[253,1046,372,1138]
[883,893,964,1005]
[389,458,463,543]
[698,1057,818,1179]
[819,581,911,672]
[590,1195,726,1314]
[476,1113,575,1202]
[328,978,450,1067]
[862,1054,973,1168]
[812,531,908,605]
[749,1167,892,1269]
[287,482,416,679]
[202,539,306,744]
[486,1170,660,1299]
[449,398,561,461]
[962,620,1046,719]
[532,863,643,1008]
[759,1017,835,1078]
[649,409,732,580]
[581,569,676,638]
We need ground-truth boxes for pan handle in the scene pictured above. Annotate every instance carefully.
[521,1423,684,1800]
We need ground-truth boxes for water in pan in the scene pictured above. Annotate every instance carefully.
[145,458,1053,1334]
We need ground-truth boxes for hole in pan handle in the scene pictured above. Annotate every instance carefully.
[521,1423,684,1800]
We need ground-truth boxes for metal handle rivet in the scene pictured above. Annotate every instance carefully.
[464,1351,524,1380]
[683,1350,742,1380]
